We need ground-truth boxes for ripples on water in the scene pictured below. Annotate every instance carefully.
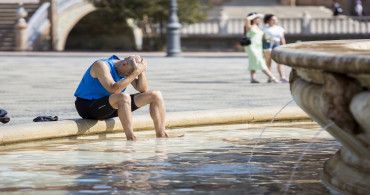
[0,122,340,194]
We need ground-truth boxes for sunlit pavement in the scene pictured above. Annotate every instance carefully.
[0,52,293,125]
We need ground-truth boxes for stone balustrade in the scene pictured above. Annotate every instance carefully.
[178,15,370,36]
[140,13,370,36]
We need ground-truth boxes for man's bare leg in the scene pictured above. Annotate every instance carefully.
[134,90,168,138]
[109,93,136,140]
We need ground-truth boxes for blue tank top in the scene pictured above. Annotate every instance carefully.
[74,55,127,100]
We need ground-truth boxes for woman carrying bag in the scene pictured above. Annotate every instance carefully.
[244,12,279,84]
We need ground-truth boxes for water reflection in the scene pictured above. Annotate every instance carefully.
[0,122,340,194]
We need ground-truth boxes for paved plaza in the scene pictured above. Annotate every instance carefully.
[0,52,294,125]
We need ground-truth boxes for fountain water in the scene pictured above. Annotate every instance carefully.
[284,122,334,195]
[0,122,339,194]
[247,99,294,164]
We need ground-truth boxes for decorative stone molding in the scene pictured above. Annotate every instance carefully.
[322,72,362,134]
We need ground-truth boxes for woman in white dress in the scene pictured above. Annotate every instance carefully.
[262,14,288,83]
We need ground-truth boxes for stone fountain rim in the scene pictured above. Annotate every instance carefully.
[271,39,370,74]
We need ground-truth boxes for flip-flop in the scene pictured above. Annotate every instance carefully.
[33,116,58,122]
[0,108,7,117]
[0,108,10,124]
[0,116,10,124]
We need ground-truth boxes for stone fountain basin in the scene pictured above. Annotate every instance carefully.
[272,39,370,194]
[273,40,370,87]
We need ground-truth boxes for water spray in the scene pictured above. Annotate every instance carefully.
[247,99,294,164]
[283,122,335,195]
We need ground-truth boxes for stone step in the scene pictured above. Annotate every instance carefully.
[0,30,15,35]
[0,24,13,27]
[0,17,18,21]
[0,34,13,39]
[0,38,15,42]
[0,2,40,51]
[0,17,35,24]
[0,38,15,43]
[0,11,16,14]
[0,47,15,51]
[0,8,39,14]
[0,16,34,22]
[0,41,15,47]
[0,21,16,25]
[0,30,14,34]
[0,37,15,42]
[0,35,15,40]
[0,42,14,47]
[0,3,40,9]
[0,25,14,29]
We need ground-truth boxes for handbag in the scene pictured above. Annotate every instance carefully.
[240,37,251,46]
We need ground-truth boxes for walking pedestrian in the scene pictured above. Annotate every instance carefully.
[355,0,365,16]
[262,14,289,83]
[332,1,343,17]
[244,12,279,84]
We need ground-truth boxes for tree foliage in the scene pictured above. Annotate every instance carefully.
[91,0,209,24]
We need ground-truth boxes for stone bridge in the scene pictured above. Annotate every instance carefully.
[49,0,96,51]
[1,0,96,51]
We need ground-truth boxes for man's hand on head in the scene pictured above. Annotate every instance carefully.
[132,57,147,75]
[140,58,147,66]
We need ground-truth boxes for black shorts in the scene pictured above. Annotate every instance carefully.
[75,94,139,120]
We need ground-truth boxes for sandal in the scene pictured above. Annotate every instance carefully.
[270,77,280,83]
[251,79,260,83]
[0,108,10,124]
[33,116,58,122]
[280,77,289,83]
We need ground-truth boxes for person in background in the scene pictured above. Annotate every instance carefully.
[332,1,343,17]
[244,12,279,84]
[262,14,289,83]
[355,0,365,16]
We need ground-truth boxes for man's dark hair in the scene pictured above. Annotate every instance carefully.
[263,14,275,24]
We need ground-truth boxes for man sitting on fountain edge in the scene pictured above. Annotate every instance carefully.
[74,55,174,141]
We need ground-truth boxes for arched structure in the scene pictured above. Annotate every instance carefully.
[52,0,96,51]
[25,0,96,51]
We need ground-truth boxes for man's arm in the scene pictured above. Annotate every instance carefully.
[131,72,148,93]
[131,58,148,92]
[91,61,143,94]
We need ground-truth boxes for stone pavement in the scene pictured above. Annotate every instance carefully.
[0,51,295,125]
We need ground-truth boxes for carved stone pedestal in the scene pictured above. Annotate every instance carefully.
[272,40,370,194]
